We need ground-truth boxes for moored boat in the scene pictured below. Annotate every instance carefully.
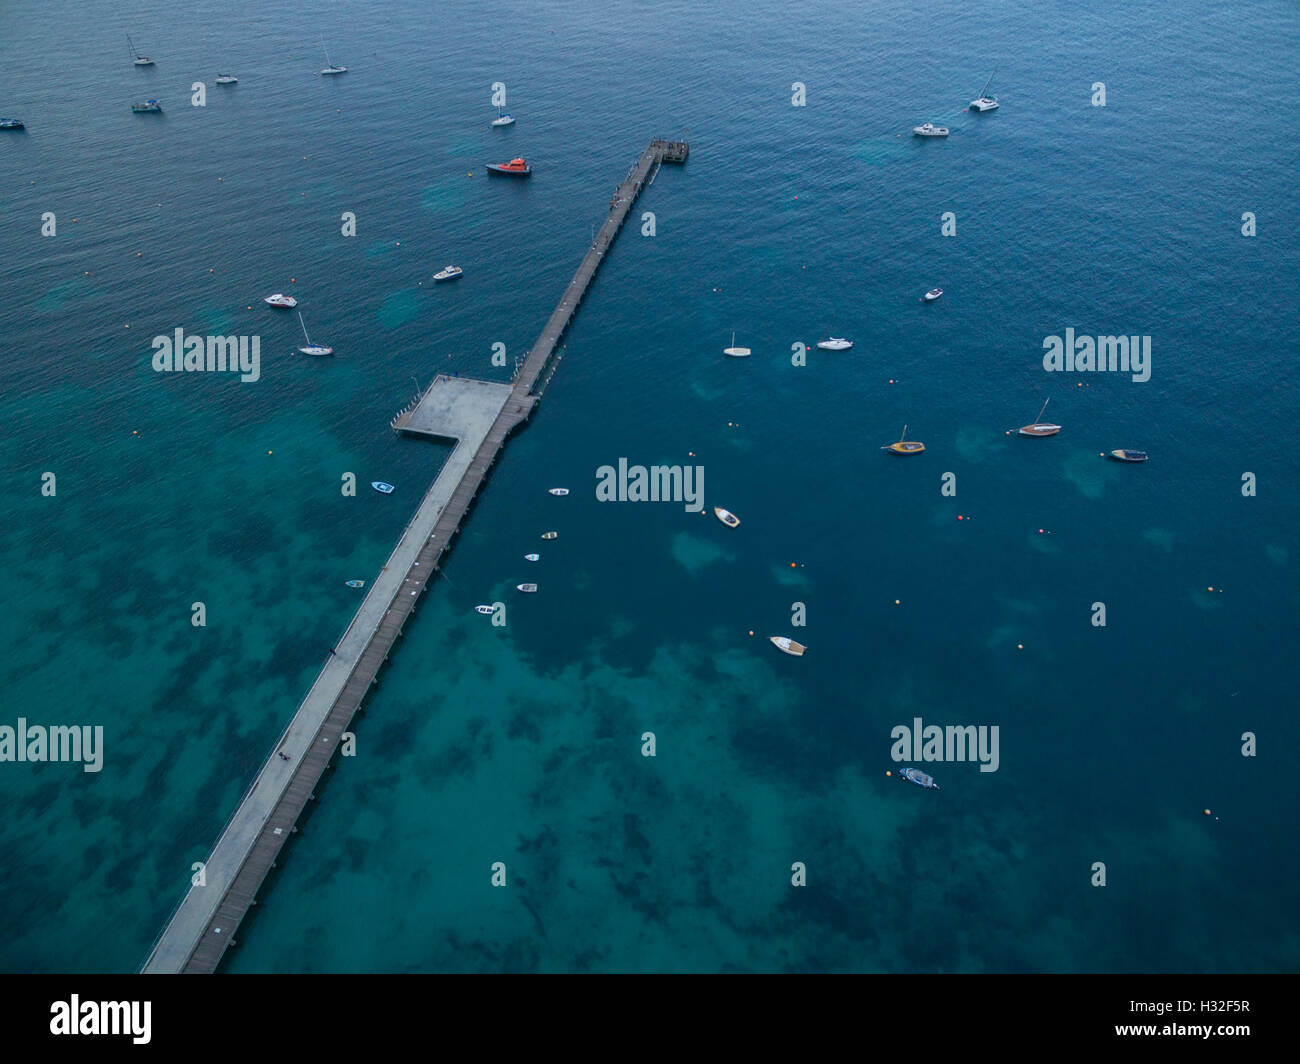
[883,425,925,454]
[296,311,333,356]
[769,636,807,656]
[924,288,943,301]
[131,100,162,113]
[900,766,941,790]
[547,488,569,496]
[215,74,238,85]
[491,111,515,127]
[723,330,751,358]
[433,265,463,281]
[1108,449,1148,462]
[1018,398,1060,436]
[345,580,365,588]
[0,118,25,130]
[475,605,495,614]
[913,122,949,137]
[127,35,154,66]
[486,157,531,176]
[817,337,853,350]
[516,583,538,593]
[319,37,347,75]
[541,531,558,540]
[714,507,740,528]
[371,481,395,493]
[524,553,540,562]
[264,293,297,308]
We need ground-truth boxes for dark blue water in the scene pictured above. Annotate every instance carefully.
[0,0,1296,972]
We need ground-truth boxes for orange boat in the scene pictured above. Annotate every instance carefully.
[486,157,531,176]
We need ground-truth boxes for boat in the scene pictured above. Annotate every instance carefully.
[516,583,538,593]
[913,122,949,137]
[345,580,365,588]
[491,111,515,127]
[371,481,395,493]
[475,605,495,615]
[817,338,853,351]
[769,637,807,657]
[318,37,347,75]
[486,157,531,176]
[127,35,154,67]
[1018,399,1060,437]
[264,293,297,308]
[215,74,238,85]
[1109,449,1148,462]
[433,265,463,281]
[0,119,24,130]
[970,71,999,112]
[524,553,540,562]
[131,100,162,113]
[722,330,751,358]
[540,531,558,540]
[883,424,925,454]
[714,507,740,528]
[296,311,333,356]
[900,767,941,790]
[548,488,569,496]
[924,288,943,301]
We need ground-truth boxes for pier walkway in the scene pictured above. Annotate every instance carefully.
[142,137,687,974]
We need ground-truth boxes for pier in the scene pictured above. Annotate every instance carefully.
[142,137,687,974]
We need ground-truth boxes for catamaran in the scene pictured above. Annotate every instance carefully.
[127,35,154,66]
[883,425,925,454]
[296,311,333,356]
[319,37,347,75]
[723,330,751,358]
[970,71,999,112]
[1018,399,1060,436]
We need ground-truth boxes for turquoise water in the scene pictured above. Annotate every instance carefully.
[1,0,1297,972]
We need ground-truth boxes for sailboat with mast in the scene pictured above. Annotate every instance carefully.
[722,330,751,358]
[127,35,154,67]
[318,37,347,76]
[1018,398,1060,436]
[296,311,333,356]
[882,425,925,455]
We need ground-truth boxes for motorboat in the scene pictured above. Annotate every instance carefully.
[900,767,940,790]
[131,100,162,113]
[1018,399,1060,436]
[547,488,569,496]
[345,580,365,588]
[433,265,463,281]
[371,481,395,493]
[516,583,538,593]
[541,531,558,540]
[486,157,531,176]
[883,425,925,454]
[1109,449,1148,462]
[319,37,347,75]
[714,507,740,528]
[475,605,495,615]
[215,74,238,85]
[264,293,297,308]
[0,119,24,130]
[924,288,943,301]
[913,123,949,137]
[524,553,540,562]
[817,338,853,351]
[770,637,807,657]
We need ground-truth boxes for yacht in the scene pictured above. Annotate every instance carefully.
[1108,449,1148,462]
[215,74,238,85]
[547,488,569,496]
[433,265,463,281]
[1018,399,1060,437]
[264,293,297,308]
[491,111,515,127]
[131,100,162,113]
[970,71,999,111]
[486,157,531,176]
[475,605,495,614]
[883,425,925,455]
[913,123,949,137]
[722,330,751,358]
[817,338,853,351]
[540,531,558,540]
[319,38,347,75]
[127,35,154,66]
[524,553,540,562]
[924,288,943,301]
[714,507,740,528]
[769,637,807,657]
[516,583,538,593]
[296,311,333,356]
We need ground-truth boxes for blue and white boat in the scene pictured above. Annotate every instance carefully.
[0,118,24,130]
[899,767,940,790]
[131,99,162,114]
[371,481,395,494]
[491,111,515,127]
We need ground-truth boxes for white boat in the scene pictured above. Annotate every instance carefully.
[770,636,807,657]
[433,265,463,281]
[1018,398,1061,437]
[475,605,495,615]
[215,74,238,85]
[371,481,395,493]
[714,507,740,528]
[524,553,540,562]
[319,37,347,75]
[540,531,558,540]
[491,112,515,127]
[296,311,333,356]
[970,71,999,111]
[264,293,297,308]
[516,583,538,593]
[817,337,853,351]
[723,330,751,358]
[913,123,949,137]
[547,488,569,496]
[924,288,943,302]
[127,35,154,66]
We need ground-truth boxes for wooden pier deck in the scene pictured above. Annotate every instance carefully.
[142,137,687,974]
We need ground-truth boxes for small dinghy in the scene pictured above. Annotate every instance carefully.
[345,580,365,588]
[371,481,395,493]
[883,425,925,455]
[769,636,807,657]
[547,488,569,496]
[264,293,297,308]
[714,507,740,528]
[516,583,538,593]
[433,265,463,281]
[722,330,751,358]
[541,531,558,540]
[475,605,495,615]
[1109,449,1148,462]
[924,288,943,302]
[817,338,853,351]
[900,767,940,790]
[524,553,540,562]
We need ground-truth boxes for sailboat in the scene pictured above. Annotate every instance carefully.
[127,35,154,67]
[491,110,515,127]
[883,425,925,454]
[722,330,751,358]
[318,37,347,76]
[296,311,333,356]
[970,70,999,112]
[1018,399,1060,436]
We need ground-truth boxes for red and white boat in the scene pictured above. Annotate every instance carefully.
[486,157,531,176]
